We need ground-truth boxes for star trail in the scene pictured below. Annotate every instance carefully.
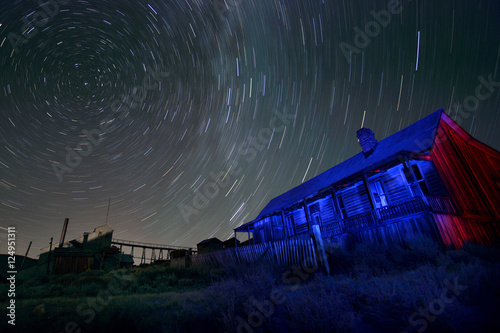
[0,0,499,256]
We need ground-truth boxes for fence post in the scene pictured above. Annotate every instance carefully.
[234,246,240,264]
[312,225,330,275]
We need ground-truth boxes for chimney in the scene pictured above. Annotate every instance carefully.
[83,232,90,245]
[356,127,377,157]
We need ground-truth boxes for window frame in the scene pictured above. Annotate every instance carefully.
[401,163,432,196]
[369,178,390,208]
[284,213,295,237]
[411,164,431,196]
[336,195,348,219]
[308,202,322,226]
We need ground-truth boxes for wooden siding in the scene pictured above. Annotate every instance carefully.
[254,220,265,243]
[53,256,92,275]
[375,165,413,205]
[263,217,273,241]
[338,180,371,216]
[433,214,500,248]
[198,214,498,269]
[192,237,317,268]
[290,207,308,234]
[324,213,444,250]
[432,118,500,221]
[415,160,448,197]
[308,196,337,226]
[270,215,285,240]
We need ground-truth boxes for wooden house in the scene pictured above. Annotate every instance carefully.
[234,110,500,249]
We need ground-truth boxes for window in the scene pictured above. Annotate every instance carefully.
[370,179,389,208]
[403,164,431,196]
[337,196,348,219]
[309,203,320,214]
[411,165,430,195]
[403,166,416,196]
[308,203,322,226]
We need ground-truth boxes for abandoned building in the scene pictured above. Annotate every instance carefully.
[170,249,192,267]
[197,238,224,254]
[234,109,500,249]
[223,237,240,249]
[36,224,134,274]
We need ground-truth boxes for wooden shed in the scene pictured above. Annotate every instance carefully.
[170,249,192,268]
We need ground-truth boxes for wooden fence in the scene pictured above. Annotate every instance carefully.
[191,237,319,268]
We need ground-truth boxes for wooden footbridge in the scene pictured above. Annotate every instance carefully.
[111,239,196,265]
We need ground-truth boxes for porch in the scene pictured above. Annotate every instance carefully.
[321,196,456,238]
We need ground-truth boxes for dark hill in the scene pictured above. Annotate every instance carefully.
[0,254,38,280]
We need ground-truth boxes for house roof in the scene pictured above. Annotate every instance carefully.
[197,237,223,246]
[235,109,444,231]
[222,237,240,246]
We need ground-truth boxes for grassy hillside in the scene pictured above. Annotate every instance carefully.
[1,236,499,332]
[0,254,37,280]
[0,254,37,270]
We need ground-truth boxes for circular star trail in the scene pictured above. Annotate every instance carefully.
[0,0,499,255]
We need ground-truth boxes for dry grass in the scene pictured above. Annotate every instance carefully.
[1,238,499,332]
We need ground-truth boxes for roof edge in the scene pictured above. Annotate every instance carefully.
[439,111,500,158]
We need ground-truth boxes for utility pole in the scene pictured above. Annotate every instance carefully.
[46,237,53,275]
[59,218,69,248]
[20,241,32,270]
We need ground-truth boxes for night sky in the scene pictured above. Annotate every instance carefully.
[1,0,499,257]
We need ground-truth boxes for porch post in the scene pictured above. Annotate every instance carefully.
[281,210,287,237]
[312,224,330,275]
[330,188,341,218]
[269,215,275,241]
[303,200,311,232]
[363,173,379,221]
[363,174,377,210]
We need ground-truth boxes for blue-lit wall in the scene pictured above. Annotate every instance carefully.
[253,159,449,244]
